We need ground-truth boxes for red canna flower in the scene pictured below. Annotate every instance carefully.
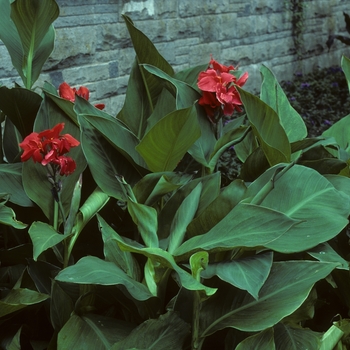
[197,57,248,121]
[58,82,105,110]
[19,123,80,176]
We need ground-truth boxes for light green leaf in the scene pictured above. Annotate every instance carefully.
[201,252,273,300]
[308,242,349,270]
[274,323,321,350]
[341,55,350,94]
[237,87,291,165]
[322,114,350,154]
[127,199,159,248]
[199,261,337,335]
[0,287,49,317]
[111,311,190,350]
[28,221,67,261]
[174,203,300,258]
[55,256,153,301]
[136,105,201,172]
[236,328,275,350]
[244,164,350,252]
[0,202,27,229]
[143,64,201,109]
[58,313,134,350]
[6,326,22,350]
[260,64,307,142]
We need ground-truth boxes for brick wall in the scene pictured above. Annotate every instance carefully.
[0,0,349,116]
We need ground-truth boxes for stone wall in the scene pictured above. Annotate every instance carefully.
[0,0,349,116]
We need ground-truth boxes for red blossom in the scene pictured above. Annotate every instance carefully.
[58,82,105,110]
[19,123,80,176]
[197,57,248,120]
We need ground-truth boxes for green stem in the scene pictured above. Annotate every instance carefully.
[52,199,63,263]
[192,290,201,350]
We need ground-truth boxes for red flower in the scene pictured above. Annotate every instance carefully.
[19,123,80,176]
[197,58,248,120]
[58,82,105,110]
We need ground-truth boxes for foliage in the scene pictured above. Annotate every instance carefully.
[1,1,350,349]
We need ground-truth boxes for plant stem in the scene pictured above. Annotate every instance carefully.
[192,290,201,350]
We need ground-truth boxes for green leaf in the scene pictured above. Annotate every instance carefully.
[127,199,159,248]
[0,202,27,229]
[136,105,201,172]
[28,221,67,261]
[2,117,22,163]
[110,234,217,297]
[0,163,32,207]
[117,59,152,139]
[308,242,349,270]
[98,214,140,281]
[10,0,59,88]
[237,87,291,165]
[274,323,321,350]
[0,287,49,317]
[0,87,42,139]
[168,182,202,254]
[173,203,300,258]
[78,115,144,201]
[143,64,201,109]
[174,63,208,88]
[122,15,174,110]
[199,261,337,336]
[201,252,273,300]
[244,164,350,253]
[111,311,190,350]
[6,326,22,350]
[58,313,134,350]
[341,55,350,94]
[260,65,307,142]
[190,251,209,281]
[322,114,350,154]
[236,328,275,350]
[55,256,153,301]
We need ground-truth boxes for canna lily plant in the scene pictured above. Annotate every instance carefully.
[1,0,350,349]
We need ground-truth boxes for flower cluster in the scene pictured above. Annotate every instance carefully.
[59,82,105,110]
[19,123,80,176]
[197,57,248,122]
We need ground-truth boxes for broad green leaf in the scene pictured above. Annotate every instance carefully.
[322,114,350,154]
[0,163,32,207]
[58,313,134,350]
[0,287,49,317]
[234,128,259,163]
[274,323,321,350]
[168,183,202,253]
[22,95,86,221]
[127,199,159,248]
[28,221,67,261]
[244,164,350,252]
[237,87,291,165]
[0,87,42,138]
[260,65,307,142]
[10,0,59,88]
[78,115,144,200]
[6,326,22,350]
[187,179,247,238]
[136,105,201,172]
[174,63,208,88]
[190,251,209,282]
[111,311,190,350]
[110,234,217,297]
[143,64,201,109]
[201,252,273,300]
[117,59,152,139]
[133,172,193,206]
[308,242,349,270]
[2,117,22,163]
[174,203,300,258]
[325,174,350,197]
[122,15,174,109]
[55,256,153,301]
[199,261,337,336]
[0,203,27,229]
[236,328,275,350]
[341,55,350,94]
[98,214,140,280]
